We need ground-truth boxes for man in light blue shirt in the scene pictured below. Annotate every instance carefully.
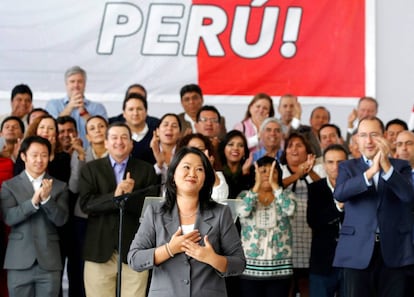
[45,66,107,147]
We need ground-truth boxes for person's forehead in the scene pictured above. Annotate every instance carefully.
[312,108,328,118]
[358,100,376,109]
[324,150,346,161]
[358,119,381,131]
[182,91,201,99]
[320,126,337,135]
[108,126,129,136]
[200,110,218,118]
[264,121,280,129]
[2,119,20,127]
[59,122,76,129]
[387,124,405,131]
[27,142,49,152]
[280,96,295,105]
[12,93,31,100]
[396,131,414,142]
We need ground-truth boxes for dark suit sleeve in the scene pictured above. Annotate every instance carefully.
[383,160,414,203]
[124,162,159,216]
[79,162,119,215]
[334,161,370,202]
[41,182,69,227]
[0,181,38,226]
[307,180,342,230]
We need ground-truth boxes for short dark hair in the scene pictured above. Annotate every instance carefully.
[11,84,33,101]
[255,156,283,188]
[122,92,147,111]
[357,116,385,133]
[196,105,221,122]
[19,135,51,156]
[177,133,215,157]
[158,113,182,132]
[180,84,203,99]
[163,147,216,213]
[125,84,147,100]
[106,122,132,140]
[323,144,348,161]
[385,118,408,131]
[27,108,49,125]
[318,123,342,140]
[1,116,25,134]
[56,116,77,130]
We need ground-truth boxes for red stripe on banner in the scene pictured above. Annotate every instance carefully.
[193,0,365,97]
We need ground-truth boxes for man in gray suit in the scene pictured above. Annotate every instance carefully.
[0,136,69,297]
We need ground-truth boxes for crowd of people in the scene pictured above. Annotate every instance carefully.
[0,65,414,297]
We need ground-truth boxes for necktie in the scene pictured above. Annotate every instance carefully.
[114,163,125,184]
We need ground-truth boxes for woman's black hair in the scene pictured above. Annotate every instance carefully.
[162,147,216,213]
[255,156,284,188]
[158,113,182,132]
[218,130,249,166]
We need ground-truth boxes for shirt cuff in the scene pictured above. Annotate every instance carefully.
[247,135,259,149]
[291,118,301,129]
[363,172,372,186]
[41,196,51,205]
[381,166,394,180]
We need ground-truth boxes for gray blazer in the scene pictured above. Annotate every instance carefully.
[0,171,69,270]
[128,202,246,297]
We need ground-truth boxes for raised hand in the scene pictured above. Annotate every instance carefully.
[40,179,53,201]
[115,172,135,196]
[269,161,279,191]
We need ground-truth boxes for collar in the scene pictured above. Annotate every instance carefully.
[25,171,46,183]
[184,113,196,132]
[326,177,334,193]
[362,155,371,165]
[108,155,129,168]
[132,124,149,142]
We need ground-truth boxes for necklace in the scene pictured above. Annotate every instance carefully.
[179,211,197,218]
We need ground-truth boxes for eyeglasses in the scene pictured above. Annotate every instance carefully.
[395,140,414,147]
[199,117,219,124]
[358,132,380,139]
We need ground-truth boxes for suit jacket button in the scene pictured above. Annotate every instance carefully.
[184,279,190,285]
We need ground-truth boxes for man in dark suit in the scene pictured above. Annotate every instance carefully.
[333,116,414,297]
[0,136,69,297]
[307,144,347,297]
[79,122,158,297]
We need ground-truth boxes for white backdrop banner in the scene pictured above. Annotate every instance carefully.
[0,0,375,103]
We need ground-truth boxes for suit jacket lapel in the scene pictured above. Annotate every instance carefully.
[165,204,180,238]
[195,208,213,245]
[18,171,35,198]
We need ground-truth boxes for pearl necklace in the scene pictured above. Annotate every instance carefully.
[179,211,197,218]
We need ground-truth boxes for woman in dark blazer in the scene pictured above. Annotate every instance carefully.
[128,147,246,297]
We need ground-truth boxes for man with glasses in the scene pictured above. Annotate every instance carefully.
[333,116,414,297]
[195,105,225,169]
[178,84,226,137]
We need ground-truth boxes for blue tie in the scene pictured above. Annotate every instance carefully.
[114,162,126,184]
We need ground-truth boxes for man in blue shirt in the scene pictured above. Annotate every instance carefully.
[45,66,107,147]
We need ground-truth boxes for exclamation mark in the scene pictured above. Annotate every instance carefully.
[280,7,302,58]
